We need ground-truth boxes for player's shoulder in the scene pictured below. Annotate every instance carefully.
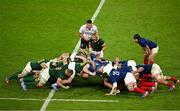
[99,38,105,43]
[92,24,98,29]
[80,24,86,29]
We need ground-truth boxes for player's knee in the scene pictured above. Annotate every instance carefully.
[127,84,134,91]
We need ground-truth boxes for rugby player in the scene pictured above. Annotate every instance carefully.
[134,64,177,90]
[89,33,106,58]
[79,19,98,52]
[97,64,149,98]
[133,34,159,64]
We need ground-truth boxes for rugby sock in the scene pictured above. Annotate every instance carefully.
[170,77,177,82]
[133,87,145,94]
[140,78,149,82]
[144,57,148,64]
[139,82,155,87]
[25,81,36,88]
[139,86,153,91]
[23,76,35,82]
[8,71,21,80]
[142,74,152,78]
[166,82,173,87]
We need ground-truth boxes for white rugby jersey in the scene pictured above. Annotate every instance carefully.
[79,24,98,40]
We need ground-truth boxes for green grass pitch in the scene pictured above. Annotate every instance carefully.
[0,0,180,110]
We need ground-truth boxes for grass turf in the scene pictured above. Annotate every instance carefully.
[0,0,180,110]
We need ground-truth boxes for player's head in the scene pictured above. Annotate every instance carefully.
[97,66,104,74]
[133,34,141,42]
[92,33,99,41]
[65,69,73,77]
[86,19,93,29]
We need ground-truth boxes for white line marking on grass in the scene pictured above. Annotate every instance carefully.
[40,90,55,111]
[0,97,45,101]
[51,99,118,102]
[0,97,119,103]
[40,0,106,110]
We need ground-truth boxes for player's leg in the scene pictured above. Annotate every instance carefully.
[124,73,148,97]
[144,54,149,64]
[163,75,179,84]
[151,64,175,90]
[80,39,88,52]
[19,75,37,91]
[36,69,50,88]
[155,75,175,90]
[149,46,159,64]
[5,71,22,83]
[18,62,32,78]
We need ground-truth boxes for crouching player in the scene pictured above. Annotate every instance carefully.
[89,33,106,58]
[133,34,159,64]
[98,64,149,98]
[135,63,179,91]
[112,57,136,70]
[36,65,73,91]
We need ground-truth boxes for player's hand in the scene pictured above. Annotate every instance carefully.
[144,51,149,56]
[83,36,88,41]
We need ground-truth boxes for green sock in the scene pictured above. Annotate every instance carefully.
[8,71,21,80]
[24,81,36,88]
[23,75,35,82]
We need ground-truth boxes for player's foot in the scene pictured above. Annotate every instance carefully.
[5,77,10,84]
[154,82,158,91]
[21,81,27,91]
[175,80,180,84]
[116,90,120,94]
[169,85,175,91]
[51,84,58,91]
[141,91,149,98]
[149,87,156,95]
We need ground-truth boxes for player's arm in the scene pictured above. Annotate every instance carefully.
[79,26,88,41]
[103,79,113,89]
[56,78,69,89]
[105,82,118,96]
[83,64,96,76]
[79,32,87,40]
[75,55,87,63]
[89,42,93,52]
[62,69,75,84]
[143,45,151,56]
[62,77,73,84]
[101,43,106,51]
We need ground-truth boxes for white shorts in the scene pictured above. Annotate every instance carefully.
[24,62,32,73]
[151,46,159,54]
[127,60,136,67]
[91,51,103,58]
[151,63,162,75]
[68,62,76,79]
[39,68,50,84]
[124,73,136,85]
